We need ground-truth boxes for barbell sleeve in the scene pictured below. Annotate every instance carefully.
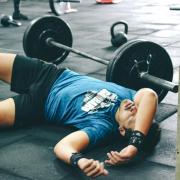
[46,38,109,65]
[140,72,178,93]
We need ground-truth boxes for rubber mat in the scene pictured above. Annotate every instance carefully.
[0,125,175,180]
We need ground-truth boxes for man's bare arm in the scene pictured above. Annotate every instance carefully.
[105,88,158,165]
[133,88,158,135]
[54,130,89,163]
[54,130,108,177]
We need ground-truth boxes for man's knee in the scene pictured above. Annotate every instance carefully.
[0,98,15,127]
[0,53,16,83]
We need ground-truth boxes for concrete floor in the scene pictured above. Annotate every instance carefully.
[0,0,179,179]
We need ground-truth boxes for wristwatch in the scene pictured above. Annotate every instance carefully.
[70,152,84,167]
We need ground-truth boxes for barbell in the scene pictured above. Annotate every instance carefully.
[23,16,178,102]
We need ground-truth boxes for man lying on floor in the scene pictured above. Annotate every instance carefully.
[0,53,160,178]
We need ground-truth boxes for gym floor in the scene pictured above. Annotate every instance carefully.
[0,0,179,179]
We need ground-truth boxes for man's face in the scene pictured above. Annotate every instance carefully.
[117,99,137,136]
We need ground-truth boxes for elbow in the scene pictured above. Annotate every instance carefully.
[147,88,158,100]
[53,141,77,164]
[54,144,58,156]
[53,141,70,164]
[142,88,158,103]
[54,141,63,157]
[53,140,74,159]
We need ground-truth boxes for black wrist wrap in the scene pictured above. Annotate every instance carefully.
[124,128,133,140]
[128,130,145,151]
[70,153,84,167]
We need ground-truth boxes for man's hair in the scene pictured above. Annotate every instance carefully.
[124,122,161,153]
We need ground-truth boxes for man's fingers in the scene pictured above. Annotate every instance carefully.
[111,151,122,162]
[81,159,94,170]
[99,162,109,176]
[127,103,135,110]
[93,168,109,177]
[86,161,102,177]
[84,160,97,173]
[114,151,131,161]
[109,151,121,163]
[81,160,108,178]
[124,101,132,108]
[107,151,129,161]
[130,105,137,112]
[105,159,113,165]
[107,152,117,164]
[105,151,131,165]
[105,146,139,166]
[124,102,135,110]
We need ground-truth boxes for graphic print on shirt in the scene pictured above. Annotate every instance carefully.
[81,89,118,113]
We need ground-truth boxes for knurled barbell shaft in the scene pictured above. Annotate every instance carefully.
[140,72,178,93]
[46,38,109,65]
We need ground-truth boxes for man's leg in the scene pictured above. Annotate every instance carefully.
[0,53,16,127]
[0,53,16,83]
[0,53,61,128]
[0,98,15,127]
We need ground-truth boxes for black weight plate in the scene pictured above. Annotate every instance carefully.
[106,39,143,84]
[23,15,73,64]
[106,40,173,102]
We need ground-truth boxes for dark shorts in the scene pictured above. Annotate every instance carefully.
[11,55,65,127]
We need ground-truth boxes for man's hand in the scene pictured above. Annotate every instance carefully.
[105,145,138,165]
[78,158,109,178]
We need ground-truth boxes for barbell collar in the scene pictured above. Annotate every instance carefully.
[46,38,109,65]
[140,72,178,93]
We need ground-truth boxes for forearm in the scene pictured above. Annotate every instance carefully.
[105,89,158,165]
[54,142,77,164]
[54,132,108,177]
[54,130,89,164]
